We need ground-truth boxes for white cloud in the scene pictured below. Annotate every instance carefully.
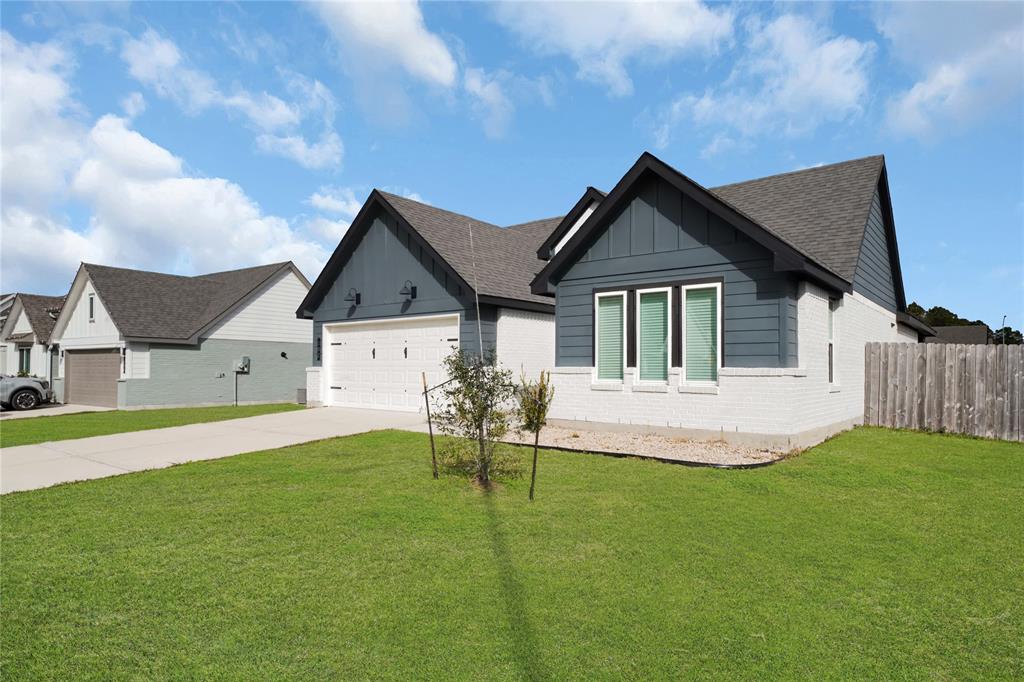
[314,1,457,89]
[0,31,83,211]
[876,3,1024,140]
[652,14,873,151]
[464,68,514,139]
[256,130,343,170]
[306,216,352,243]
[308,187,362,216]
[120,29,341,167]
[0,32,329,293]
[120,91,146,118]
[493,0,734,96]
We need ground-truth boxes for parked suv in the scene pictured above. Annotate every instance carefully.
[0,375,53,411]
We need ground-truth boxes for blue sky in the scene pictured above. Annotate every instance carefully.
[2,1,1022,329]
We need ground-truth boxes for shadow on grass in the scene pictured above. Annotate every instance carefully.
[481,491,549,681]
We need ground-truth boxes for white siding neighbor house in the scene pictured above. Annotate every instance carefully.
[49,262,312,409]
[0,294,64,379]
[299,152,932,447]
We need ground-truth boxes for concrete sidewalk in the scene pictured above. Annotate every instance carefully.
[1,407,425,494]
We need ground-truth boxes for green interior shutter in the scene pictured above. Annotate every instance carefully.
[639,291,668,381]
[597,296,624,380]
[685,288,718,382]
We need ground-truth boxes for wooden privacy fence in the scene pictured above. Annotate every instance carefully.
[864,342,1023,442]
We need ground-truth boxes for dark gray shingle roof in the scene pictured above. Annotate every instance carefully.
[16,294,65,343]
[710,155,885,281]
[925,325,990,345]
[379,192,560,305]
[84,262,295,341]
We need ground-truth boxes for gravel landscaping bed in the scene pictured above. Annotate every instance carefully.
[507,425,783,466]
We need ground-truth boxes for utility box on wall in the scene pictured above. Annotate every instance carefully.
[235,356,251,374]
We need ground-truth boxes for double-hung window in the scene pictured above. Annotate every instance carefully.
[18,347,31,374]
[595,292,625,381]
[637,287,670,382]
[683,284,721,383]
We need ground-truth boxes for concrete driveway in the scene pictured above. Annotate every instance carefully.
[1,407,425,494]
[0,403,114,420]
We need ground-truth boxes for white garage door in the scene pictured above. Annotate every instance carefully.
[326,314,459,411]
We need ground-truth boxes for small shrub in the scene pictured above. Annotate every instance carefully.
[432,349,516,486]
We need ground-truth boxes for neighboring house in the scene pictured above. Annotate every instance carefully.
[0,294,64,378]
[925,324,990,345]
[300,152,932,446]
[0,292,17,373]
[49,262,312,409]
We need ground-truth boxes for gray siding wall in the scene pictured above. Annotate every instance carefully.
[310,208,495,362]
[556,174,799,368]
[122,339,309,408]
[852,189,898,312]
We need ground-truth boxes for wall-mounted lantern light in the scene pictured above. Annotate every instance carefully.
[344,288,361,305]
[399,280,417,300]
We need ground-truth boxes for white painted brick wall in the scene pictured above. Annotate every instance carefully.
[306,366,322,406]
[547,285,916,439]
[496,308,555,381]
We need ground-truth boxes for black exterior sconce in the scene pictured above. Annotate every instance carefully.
[399,280,417,300]
[344,288,361,305]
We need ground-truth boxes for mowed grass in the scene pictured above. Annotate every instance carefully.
[0,403,303,447]
[2,427,1021,680]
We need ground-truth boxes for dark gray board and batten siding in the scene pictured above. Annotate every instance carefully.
[555,175,799,368]
[310,208,495,366]
[852,189,898,312]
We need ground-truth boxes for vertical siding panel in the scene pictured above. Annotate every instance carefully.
[654,179,681,253]
[680,195,707,248]
[631,179,655,255]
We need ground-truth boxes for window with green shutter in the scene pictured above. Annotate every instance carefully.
[685,287,718,382]
[596,294,624,380]
[638,290,669,381]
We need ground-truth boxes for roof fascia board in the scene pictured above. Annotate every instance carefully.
[896,311,935,337]
[296,191,475,319]
[531,152,836,295]
[536,187,604,260]
[477,295,554,314]
[47,265,96,344]
[876,165,908,312]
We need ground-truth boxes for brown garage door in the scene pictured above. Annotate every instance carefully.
[65,349,120,407]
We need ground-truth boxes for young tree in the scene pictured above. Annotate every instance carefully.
[432,349,517,487]
[518,371,555,501]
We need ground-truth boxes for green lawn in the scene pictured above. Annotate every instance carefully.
[0,403,302,447]
[2,428,1020,680]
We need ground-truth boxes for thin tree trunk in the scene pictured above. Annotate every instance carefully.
[529,428,540,501]
[422,372,438,479]
[478,426,489,484]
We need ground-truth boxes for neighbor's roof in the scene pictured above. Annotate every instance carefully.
[379,192,561,305]
[12,294,65,343]
[925,324,990,345]
[82,262,305,341]
[710,155,885,282]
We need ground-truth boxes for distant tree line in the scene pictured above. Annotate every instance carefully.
[907,302,1022,345]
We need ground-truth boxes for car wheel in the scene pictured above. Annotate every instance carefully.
[10,389,39,411]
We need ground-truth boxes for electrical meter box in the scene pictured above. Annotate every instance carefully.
[236,356,251,374]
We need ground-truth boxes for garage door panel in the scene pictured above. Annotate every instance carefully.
[326,315,458,411]
[65,349,120,407]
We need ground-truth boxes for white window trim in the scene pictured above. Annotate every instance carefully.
[828,297,840,387]
[680,281,723,386]
[635,286,672,385]
[593,291,626,384]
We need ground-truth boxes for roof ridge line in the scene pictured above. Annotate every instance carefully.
[710,154,884,190]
